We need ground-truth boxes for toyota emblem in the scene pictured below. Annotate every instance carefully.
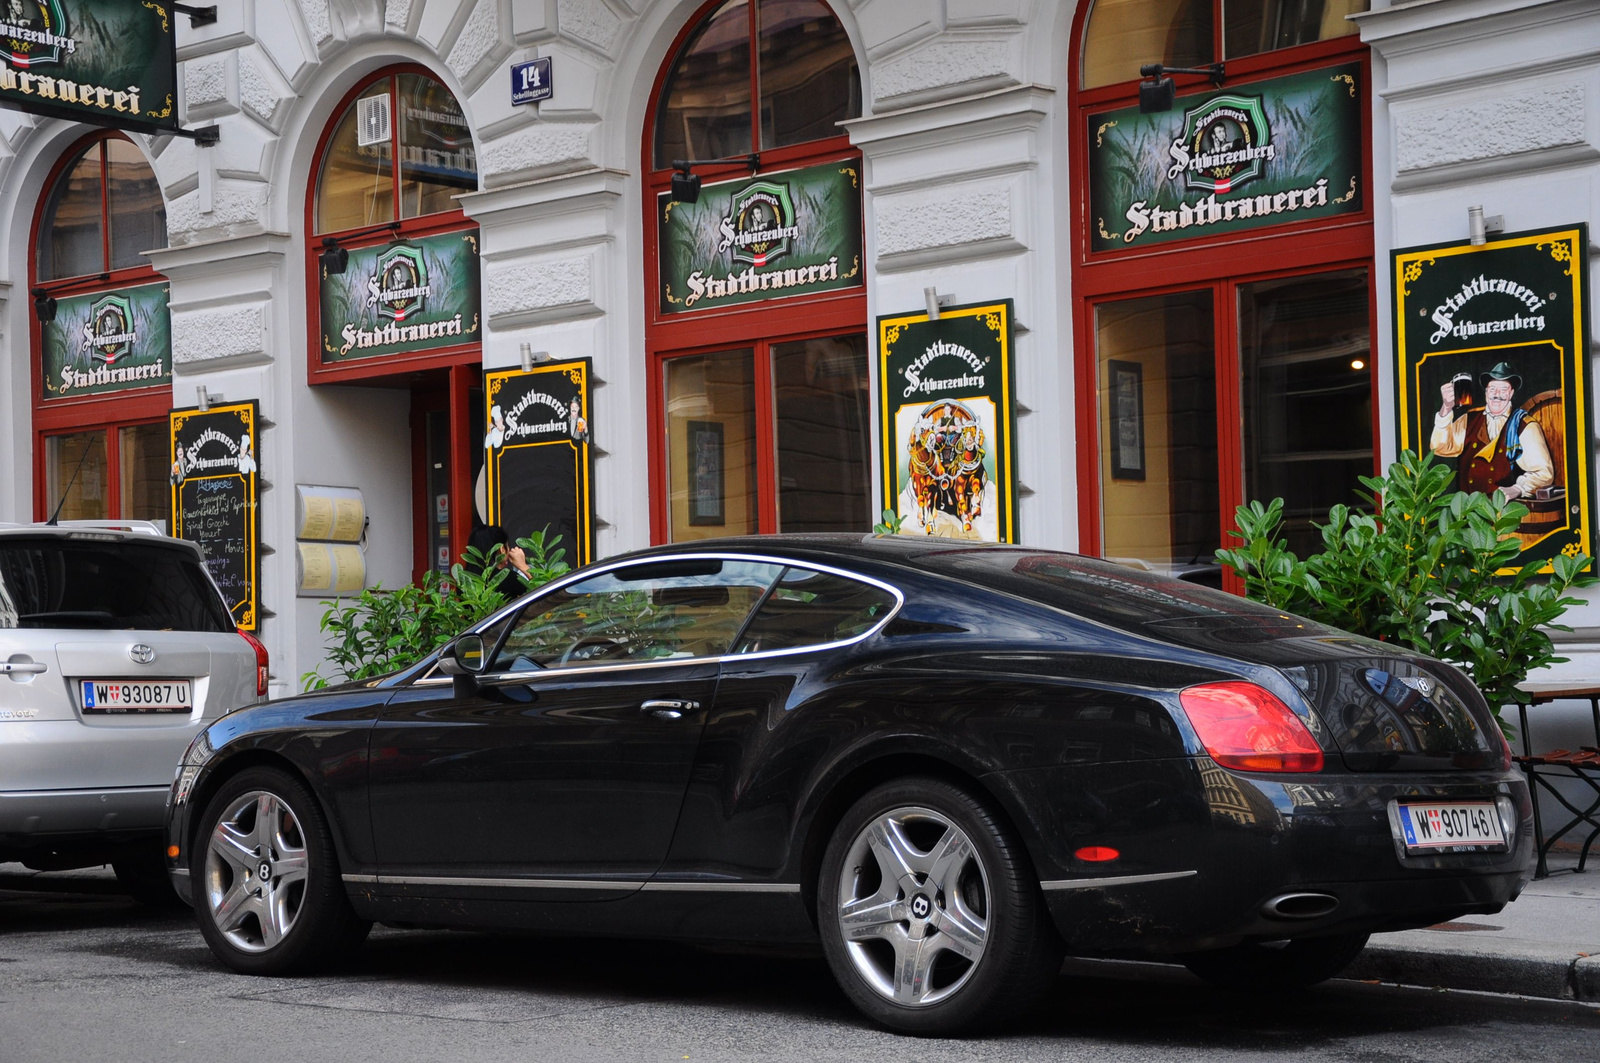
[129,644,156,665]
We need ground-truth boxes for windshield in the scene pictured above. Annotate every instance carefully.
[0,537,233,631]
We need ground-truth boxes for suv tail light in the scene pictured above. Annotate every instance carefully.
[1178,681,1324,773]
[238,628,269,698]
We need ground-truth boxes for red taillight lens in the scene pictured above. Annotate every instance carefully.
[1178,681,1324,773]
[238,628,269,698]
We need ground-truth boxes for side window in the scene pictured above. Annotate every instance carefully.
[734,566,896,654]
[491,559,784,670]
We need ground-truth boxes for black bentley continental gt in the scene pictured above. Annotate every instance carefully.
[165,535,1532,1035]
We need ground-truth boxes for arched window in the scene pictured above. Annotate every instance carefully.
[644,0,867,544]
[30,131,170,526]
[306,68,483,581]
[1071,0,1374,582]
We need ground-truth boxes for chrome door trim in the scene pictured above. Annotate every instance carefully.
[1039,870,1197,890]
[640,881,801,893]
[346,874,642,891]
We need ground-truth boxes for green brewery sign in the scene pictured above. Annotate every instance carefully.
[658,161,862,315]
[1088,62,1362,251]
[0,0,178,134]
[319,229,481,363]
[40,280,170,400]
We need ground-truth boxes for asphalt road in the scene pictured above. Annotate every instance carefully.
[3,868,1598,1063]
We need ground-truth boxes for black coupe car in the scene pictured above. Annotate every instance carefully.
[165,535,1532,1035]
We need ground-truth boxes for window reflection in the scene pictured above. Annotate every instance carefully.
[1224,0,1366,59]
[1081,0,1213,90]
[398,73,478,219]
[316,87,396,232]
[119,423,171,531]
[666,351,759,541]
[37,145,104,281]
[773,334,870,532]
[654,0,752,168]
[758,0,859,149]
[107,138,166,271]
[45,432,108,522]
[1240,269,1370,557]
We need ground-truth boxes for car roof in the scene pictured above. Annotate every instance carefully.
[0,521,202,555]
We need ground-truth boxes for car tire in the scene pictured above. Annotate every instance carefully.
[1177,931,1371,991]
[817,776,1063,1036]
[192,766,370,975]
[112,843,185,908]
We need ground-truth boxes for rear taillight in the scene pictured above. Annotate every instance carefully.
[1178,681,1324,773]
[238,628,269,698]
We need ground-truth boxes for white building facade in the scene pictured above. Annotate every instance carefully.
[0,0,1595,732]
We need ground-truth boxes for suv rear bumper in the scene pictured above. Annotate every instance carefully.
[0,786,169,844]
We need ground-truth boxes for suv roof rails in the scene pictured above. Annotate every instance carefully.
[44,520,166,536]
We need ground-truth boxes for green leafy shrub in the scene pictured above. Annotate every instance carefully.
[1217,450,1594,728]
[301,530,571,690]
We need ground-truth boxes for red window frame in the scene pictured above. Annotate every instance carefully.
[1067,3,1377,587]
[303,64,482,389]
[641,0,867,544]
[29,130,171,521]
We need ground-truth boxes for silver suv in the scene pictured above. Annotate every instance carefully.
[0,521,265,903]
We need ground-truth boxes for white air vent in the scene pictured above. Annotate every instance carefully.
[356,94,391,147]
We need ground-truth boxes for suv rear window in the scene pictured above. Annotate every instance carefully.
[0,537,233,631]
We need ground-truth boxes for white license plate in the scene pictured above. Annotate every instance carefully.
[80,680,192,714]
[1395,801,1506,853]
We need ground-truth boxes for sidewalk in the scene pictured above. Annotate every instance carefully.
[1347,851,1600,1001]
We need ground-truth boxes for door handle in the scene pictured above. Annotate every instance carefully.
[640,699,699,720]
[1,661,47,675]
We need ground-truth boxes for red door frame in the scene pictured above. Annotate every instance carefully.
[641,0,868,545]
[1067,2,1377,585]
[28,130,172,521]
[304,65,482,574]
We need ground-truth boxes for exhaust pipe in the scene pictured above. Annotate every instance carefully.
[1260,892,1339,920]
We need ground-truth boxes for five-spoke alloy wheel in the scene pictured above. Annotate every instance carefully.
[818,778,1062,1035]
[193,767,369,974]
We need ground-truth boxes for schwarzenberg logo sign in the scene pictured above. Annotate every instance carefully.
[319,230,481,363]
[0,0,178,133]
[658,161,862,315]
[1088,62,1362,251]
[40,281,170,399]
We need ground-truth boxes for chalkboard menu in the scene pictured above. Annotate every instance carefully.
[484,360,594,567]
[169,401,260,630]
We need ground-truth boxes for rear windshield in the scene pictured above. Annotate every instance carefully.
[936,549,1317,632]
[0,537,232,632]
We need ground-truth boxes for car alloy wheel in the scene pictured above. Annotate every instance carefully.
[818,777,1062,1035]
[192,766,370,974]
[835,805,989,1007]
[204,789,310,953]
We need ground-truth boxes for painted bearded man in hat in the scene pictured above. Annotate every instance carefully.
[1429,361,1554,500]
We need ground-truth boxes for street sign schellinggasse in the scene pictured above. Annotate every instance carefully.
[511,57,553,106]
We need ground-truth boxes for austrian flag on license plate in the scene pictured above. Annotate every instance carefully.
[1395,801,1506,853]
[80,680,192,714]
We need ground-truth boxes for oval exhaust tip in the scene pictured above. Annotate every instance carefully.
[1261,892,1339,920]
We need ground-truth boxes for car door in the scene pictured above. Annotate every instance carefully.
[367,556,785,892]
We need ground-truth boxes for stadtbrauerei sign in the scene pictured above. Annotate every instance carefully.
[170,400,260,630]
[319,230,481,363]
[657,160,862,315]
[484,359,595,567]
[877,301,1017,543]
[0,0,178,134]
[40,280,169,399]
[1393,224,1594,576]
[1088,61,1362,251]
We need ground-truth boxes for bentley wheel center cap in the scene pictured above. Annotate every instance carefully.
[910,893,931,919]
[259,861,272,882]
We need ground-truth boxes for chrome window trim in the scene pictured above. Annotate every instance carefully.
[416,551,906,687]
[1039,870,1197,890]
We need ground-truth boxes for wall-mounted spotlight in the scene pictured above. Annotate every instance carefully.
[1467,205,1505,247]
[1138,62,1225,114]
[33,290,57,323]
[320,236,350,275]
[669,154,761,203]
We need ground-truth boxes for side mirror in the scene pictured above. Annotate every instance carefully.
[439,633,488,676]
